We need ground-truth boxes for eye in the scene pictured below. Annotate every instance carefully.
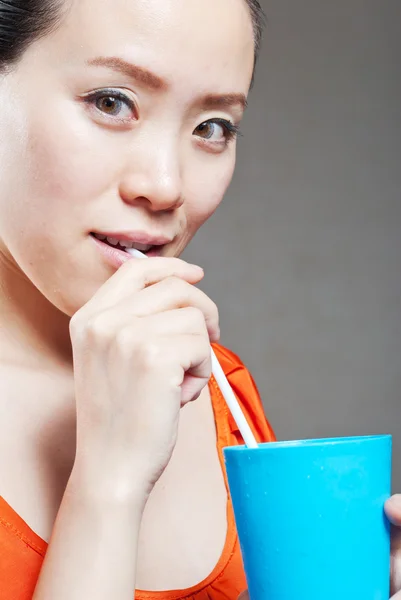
[194,118,241,144]
[83,89,137,122]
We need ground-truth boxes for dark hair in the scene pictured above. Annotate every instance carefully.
[0,0,65,73]
[246,0,266,68]
[0,0,265,74]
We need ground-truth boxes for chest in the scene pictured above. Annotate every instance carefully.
[0,367,228,591]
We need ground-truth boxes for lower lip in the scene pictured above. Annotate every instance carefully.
[90,235,161,267]
[91,235,132,268]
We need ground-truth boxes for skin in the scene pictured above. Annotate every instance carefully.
[0,0,253,596]
[0,0,252,320]
[0,0,399,598]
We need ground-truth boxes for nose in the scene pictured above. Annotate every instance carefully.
[119,144,183,212]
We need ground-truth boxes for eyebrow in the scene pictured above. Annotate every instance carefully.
[86,56,167,91]
[200,94,248,112]
[86,56,248,111]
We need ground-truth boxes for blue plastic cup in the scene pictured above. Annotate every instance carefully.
[224,435,392,600]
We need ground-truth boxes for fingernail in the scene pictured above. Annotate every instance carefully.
[191,264,204,273]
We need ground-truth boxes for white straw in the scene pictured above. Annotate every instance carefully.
[127,248,258,448]
[210,348,258,448]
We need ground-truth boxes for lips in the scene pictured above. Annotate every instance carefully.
[91,231,173,254]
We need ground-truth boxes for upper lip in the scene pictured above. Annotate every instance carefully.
[92,231,174,246]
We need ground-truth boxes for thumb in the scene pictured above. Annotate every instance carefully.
[386,495,401,526]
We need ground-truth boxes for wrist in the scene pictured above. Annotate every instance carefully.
[67,458,151,514]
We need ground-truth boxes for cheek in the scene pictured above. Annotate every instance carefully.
[1,77,134,243]
[22,108,118,218]
[0,97,126,314]
[1,120,110,267]
[184,154,236,231]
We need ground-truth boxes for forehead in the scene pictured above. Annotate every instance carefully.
[47,0,255,93]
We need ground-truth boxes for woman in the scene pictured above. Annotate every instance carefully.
[0,0,400,598]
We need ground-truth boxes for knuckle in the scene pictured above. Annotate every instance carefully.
[140,338,168,368]
[70,310,96,342]
[104,321,162,365]
[111,321,144,358]
[70,311,118,352]
[112,327,133,353]
[85,313,115,344]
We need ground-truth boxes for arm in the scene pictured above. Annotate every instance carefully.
[33,468,147,600]
[33,257,218,599]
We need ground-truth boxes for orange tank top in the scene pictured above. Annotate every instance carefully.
[0,344,275,599]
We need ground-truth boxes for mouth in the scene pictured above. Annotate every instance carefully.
[90,232,170,255]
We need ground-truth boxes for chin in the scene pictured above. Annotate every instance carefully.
[26,264,113,318]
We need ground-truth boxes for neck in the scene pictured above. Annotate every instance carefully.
[0,250,73,371]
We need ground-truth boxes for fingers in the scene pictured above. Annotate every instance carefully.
[237,592,249,600]
[140,307,210,338]
[121,332,211,406]
[129,279,220,342]
[386,495,401,526]
[131,333,212,384]
[88,257,204,306]
[74,283,219,346]
[73,257,219,340]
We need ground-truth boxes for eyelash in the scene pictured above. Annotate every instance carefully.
[199,118,242,144]
[82,89,242,143]
[82,88,137,122]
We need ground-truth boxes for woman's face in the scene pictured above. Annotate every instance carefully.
[0,0,254,315]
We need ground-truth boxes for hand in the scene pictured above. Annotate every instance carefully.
[69,257,219,502]
[238,494,401,600]
[385,494,401,598]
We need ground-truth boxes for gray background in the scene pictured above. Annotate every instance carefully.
[184,0,401,487]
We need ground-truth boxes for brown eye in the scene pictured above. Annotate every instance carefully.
[194,119,239,144]
[83,89,137,123]
[96,95,122,116]
[196,122,217,140]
